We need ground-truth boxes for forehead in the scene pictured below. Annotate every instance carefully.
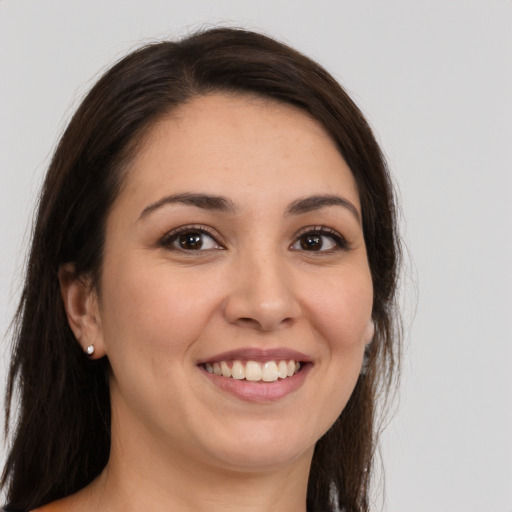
[118,93,360,213]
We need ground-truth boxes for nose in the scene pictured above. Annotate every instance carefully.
[223,250,301,331]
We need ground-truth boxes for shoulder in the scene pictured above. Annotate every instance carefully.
[5,488,86,512]
[2,502,66,512]
[31,504,65,512]
[33,494,81,512]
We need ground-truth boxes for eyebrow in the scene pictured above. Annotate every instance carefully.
[139,192,237,220]
[139,192,361,224]
[286,194,361,224]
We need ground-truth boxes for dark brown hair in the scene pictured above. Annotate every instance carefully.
[2,27,401,512]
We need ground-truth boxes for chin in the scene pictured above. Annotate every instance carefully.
[213,442,314,473]
[194,418,324,472]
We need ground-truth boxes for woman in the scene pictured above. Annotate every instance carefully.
[2,28,401,512]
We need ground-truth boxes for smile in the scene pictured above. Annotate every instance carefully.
[203,360,301,382]
[198,349,312,401]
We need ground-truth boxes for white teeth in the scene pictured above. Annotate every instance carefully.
[221,361,232,378]
[245,361,262,381]
[278,360,288,379]
[262,361,279,382]
[231,360,245,380]
[204,359,303,381]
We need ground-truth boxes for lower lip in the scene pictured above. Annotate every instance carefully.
[200,364,311,403]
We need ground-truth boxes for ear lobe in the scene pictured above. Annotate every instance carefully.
[365,319,375,346]
[58,263,106,358]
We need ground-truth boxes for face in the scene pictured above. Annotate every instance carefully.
[85,94,374,473]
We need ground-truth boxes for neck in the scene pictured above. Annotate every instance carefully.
[90,444,312,512]
[79,401,314,512]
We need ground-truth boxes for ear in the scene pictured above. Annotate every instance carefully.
[58,263,106,359]
[364,318,375,346]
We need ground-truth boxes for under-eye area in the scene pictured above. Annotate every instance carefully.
[201,360,307,382]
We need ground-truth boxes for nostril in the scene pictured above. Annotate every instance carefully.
[237,317,266,330]
[238,317,257,325]
[236,316,295,331]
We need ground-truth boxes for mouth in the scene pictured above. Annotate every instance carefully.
[201,359,303,382]
[197,349,312,402]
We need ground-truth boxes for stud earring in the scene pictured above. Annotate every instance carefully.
[85,344,95,356]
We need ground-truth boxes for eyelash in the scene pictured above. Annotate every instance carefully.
[159,225,224,252]
[159,224,350,253]
[291,225,350,253]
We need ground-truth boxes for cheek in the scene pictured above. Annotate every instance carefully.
[97,260,224,431]
[99,259,223,361]
[289,268,373,446]
[306,269,373,353]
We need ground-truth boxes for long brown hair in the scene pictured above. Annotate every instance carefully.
[2,28,401,512]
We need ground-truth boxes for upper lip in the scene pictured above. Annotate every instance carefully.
[197,348,313,365]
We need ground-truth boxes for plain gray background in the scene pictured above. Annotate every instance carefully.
[1,1,511,510]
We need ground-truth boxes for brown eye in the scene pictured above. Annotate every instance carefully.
[291,228,347,252]
[179,232,204,250]
[300,235,323,251]
[161,227,223,252]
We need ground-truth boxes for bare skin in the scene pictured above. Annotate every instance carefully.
[52,94,374,512]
